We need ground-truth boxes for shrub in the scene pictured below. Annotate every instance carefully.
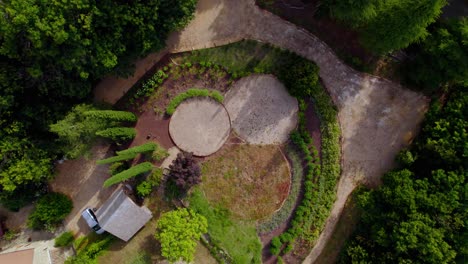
[278,59,320,98]
[65,235,114,264]
[155,208,208,263]
[116,142,158,156]
[135,70,169,98]
[103,162,153,187]
[270,237,282,255]
[166,88,224,115]
[137,168,163,197]
[96,153,136,165]
[152,144,170,161]
[55,231,74,247]
[168,152,201,192]
[96,127,136,142]
[84,110,137,123]
[27,192,73,230]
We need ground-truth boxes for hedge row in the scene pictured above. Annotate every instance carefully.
[96,153,137,165]
[116,142,157,156]
[166,88,224,115]
[103,162,153,187]
[96,127,136,141]
[84,110,137,123]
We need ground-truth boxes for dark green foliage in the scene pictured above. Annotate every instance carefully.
[27,192,73,230]
[95,127,136,142]
[278,60,320,98]
[168,152,201,192]
[135,70,169,99]
[103,162,153,187]
[152,144,170,162]
[84,110,137,123]
[326,0,447,53]
[55,231,75,247]
[341,90,468,263]
[405,18,468,91]
[108,162,127,176]
[116,142,158,156]
[96,153,137,165]
[166,88,224,115]
[270,237,282,255]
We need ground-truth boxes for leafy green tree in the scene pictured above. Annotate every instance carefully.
[406,18,468,91]
[155,208,208,263]
[27,192,73,230]
[95,127,136,142]
[50,104,110,158]
[103,162,153,188]
[84,110,137,123]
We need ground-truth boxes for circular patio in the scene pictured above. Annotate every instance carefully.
[168,97,231,156]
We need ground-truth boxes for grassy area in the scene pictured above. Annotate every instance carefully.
[200,144,290,221]
[188,188,262,264]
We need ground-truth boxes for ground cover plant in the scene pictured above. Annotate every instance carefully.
[200,144,290,221]
[166,88,224,115]
[27,192,73,231]
[188,189,262,264]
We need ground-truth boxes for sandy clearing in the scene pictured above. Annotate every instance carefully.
[224,74,299,144]
[169,97,231,156]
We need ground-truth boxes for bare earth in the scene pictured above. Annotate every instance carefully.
[94,0,429,263]
[169,97,231,156]
[224,74,299,144]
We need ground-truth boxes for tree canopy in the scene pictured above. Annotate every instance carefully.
[326,0,448,53]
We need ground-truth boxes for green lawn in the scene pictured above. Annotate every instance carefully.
[188,188,262,264]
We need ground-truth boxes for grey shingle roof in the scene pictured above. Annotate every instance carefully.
[96,188,152,241]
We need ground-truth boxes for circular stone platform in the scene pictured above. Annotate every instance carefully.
[169,97,231,156]
[224,74,299,144]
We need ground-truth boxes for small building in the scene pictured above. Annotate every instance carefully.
[95,188,152,242]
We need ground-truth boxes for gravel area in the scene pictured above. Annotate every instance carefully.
[224,74,298,144]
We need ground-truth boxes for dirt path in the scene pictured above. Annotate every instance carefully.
[94,0,429,262]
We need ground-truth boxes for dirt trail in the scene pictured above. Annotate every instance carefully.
[94,0,428,263]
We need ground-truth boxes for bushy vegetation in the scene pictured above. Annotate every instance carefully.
[27,192,73,231]
[55,231,75,247]
[84,110,137,123]
[66,234,114,264]
[341,88,468,263]
[103,162,153,188]
[166,88,224,115]
[95,127,136,142]
[116,142,158,156]
[278,60,320,98]
[405,18,468,92]
[152,144,170,162]
[325,0,447,53]
[135,70,169,99]
[155,208,208,263]
[188,189,262,264]
[167,152,201,192]
[137,168,164,197]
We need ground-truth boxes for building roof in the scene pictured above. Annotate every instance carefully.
[0,248,34,264]
[95,188,152,241]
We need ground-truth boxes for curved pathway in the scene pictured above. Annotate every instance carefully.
[95,0,428,263]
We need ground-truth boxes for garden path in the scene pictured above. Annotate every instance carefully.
[94,0,429,262]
